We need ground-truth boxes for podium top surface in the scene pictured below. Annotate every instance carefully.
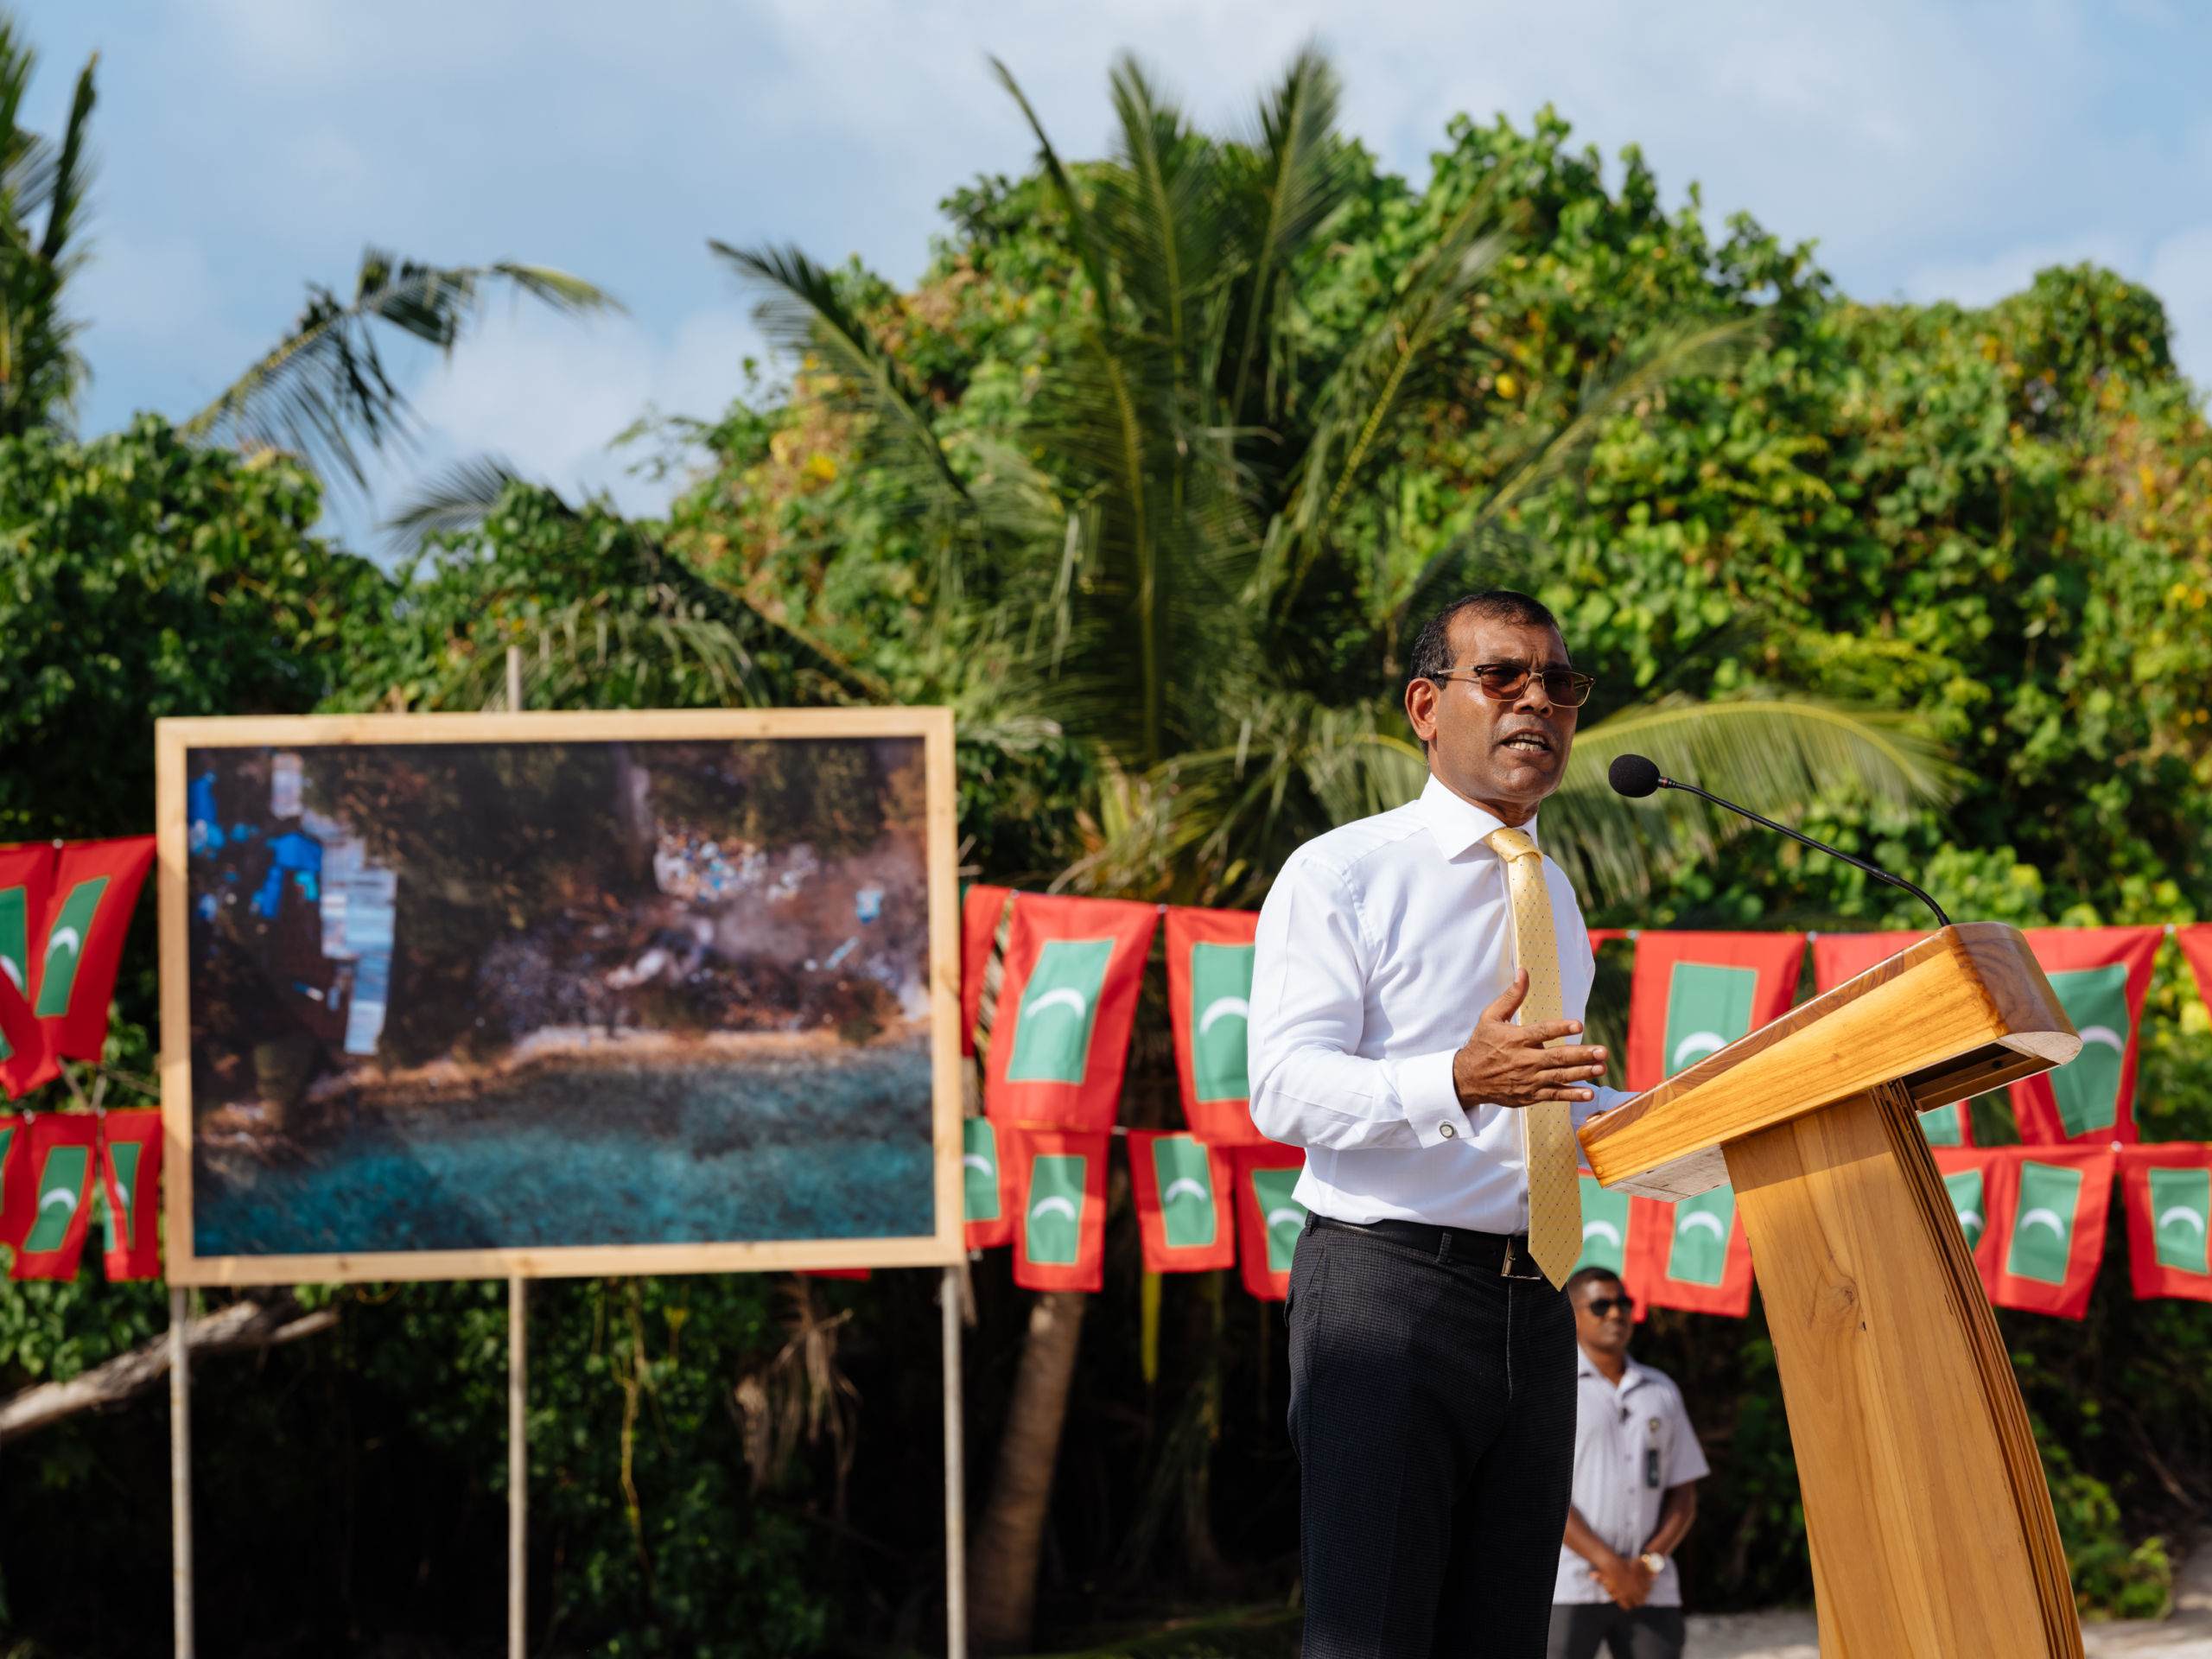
[1579,923,2080,1200]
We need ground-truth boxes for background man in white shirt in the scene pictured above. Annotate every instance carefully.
[1549,1267,1707,1659]
[1249,590,1631,1658]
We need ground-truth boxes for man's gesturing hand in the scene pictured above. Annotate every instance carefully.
[1451,969,1609,1110]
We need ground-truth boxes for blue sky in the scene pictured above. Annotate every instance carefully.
[16,0,2212,551]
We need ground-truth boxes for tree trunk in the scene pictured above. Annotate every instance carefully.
[968,1289,1087,1655]
[0,1293,334,1445]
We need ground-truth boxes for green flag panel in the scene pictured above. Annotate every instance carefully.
[1007,938,1115,1084]
[1576,1175,1631,1277]
[2007,1160,2084,1285]
[1919,1102,1966,1147]
[1152,1136,1217,1249]
[1025,1154,1087,1264]
[1662,963,1758,1078]
[1252,1166,1305,1274]
[1189,942,1255,1103]
[32,876,109,1019]
[0,886,27,998]
[2045,964,2131,1136]
[1944,1168,1986,1251]
[22,1146,86,1255]
[962,1119,1001,1224]
[106,1141,140,1249]
[2149,1166,2212,1275]
[1666,1185,1735,1286]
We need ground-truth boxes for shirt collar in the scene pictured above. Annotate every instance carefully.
[1416,773,1537,859]
[1576,1348,1647,1391]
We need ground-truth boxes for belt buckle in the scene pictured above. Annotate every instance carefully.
[1498,1236,1547,1281]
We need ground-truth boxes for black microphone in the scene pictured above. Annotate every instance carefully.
[1606,753,1950,929]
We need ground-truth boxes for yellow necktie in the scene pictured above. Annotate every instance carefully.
[1485,825,1581,1288]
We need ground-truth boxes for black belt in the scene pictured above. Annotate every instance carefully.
[1310,1214,1551,1281]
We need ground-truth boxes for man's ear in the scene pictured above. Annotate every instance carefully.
[1405,677,1440,744]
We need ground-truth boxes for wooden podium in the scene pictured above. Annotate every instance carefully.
[1579,924,2085,1658]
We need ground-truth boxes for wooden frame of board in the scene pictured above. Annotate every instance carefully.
[155,707,963,1286]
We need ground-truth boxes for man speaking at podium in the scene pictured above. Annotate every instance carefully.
[1249,590,1628,1658]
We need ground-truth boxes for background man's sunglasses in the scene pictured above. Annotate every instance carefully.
[1428,661,1597,708]
[1580,1295,1633,1317]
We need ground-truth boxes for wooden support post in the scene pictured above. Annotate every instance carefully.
[509,1275,527,1659]
[169,1285,194,1659]
[942,1263,967,1659]
[506,645,524,714]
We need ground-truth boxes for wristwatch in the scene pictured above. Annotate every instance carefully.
[1640,1551,1669,1575]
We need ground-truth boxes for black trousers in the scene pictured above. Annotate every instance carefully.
[1545,1604,1686,1659]
[1288,1216,1579,1659]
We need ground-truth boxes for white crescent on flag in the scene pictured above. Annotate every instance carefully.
[1581,1219,1622,1249]
[0,957,20,993]
[39,1187,75,1215]
[1266,1207,1305,1235]
[1025,987,1090,1023]
[1677,1210,1727,1239]
[1670,1031,1728,1071]
[2158,1205,2207,1236]
[1957,1209,1985,1235]
[1198,996,1249,1036]
[962,1154,995,1176]
[45,926,81,963]
[2075,1025,2126,1053]
[2019,1206,2069,1238]
[1030,1195,1079,1223]
[1161,1178,1211,1205]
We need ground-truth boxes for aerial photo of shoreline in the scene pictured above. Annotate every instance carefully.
[183,736,936,1258]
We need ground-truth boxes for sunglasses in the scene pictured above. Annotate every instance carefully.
[1428,660,1597,708]
[1580,1295,1633,1318]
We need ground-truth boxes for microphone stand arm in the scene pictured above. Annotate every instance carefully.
[1656,775,1952,931]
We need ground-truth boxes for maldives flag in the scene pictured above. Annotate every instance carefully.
[962,1116,1014,1250]
[1231,1143,1306,1301]
[1005,1126,1111,1293]
[983,894,1158,1133]
[1128,1129,1236,1273]
[1986,1147,2115,1319]
[1810,931,1973,1146]
[1573,1174,1647,1321]
[1630,1188,1755,1317]
[30,836,156,1064]
[0,844,55,1097]
[2007,927,2161,1145]
[959,885,1013,1058]
[1930,1147,2005,1301]
[1624,931,1806,1092]
[2116,1143,2212,1303]
[7,1112,100,1280]
[1619,932,1799,1319]
[1165,907,1263,1146]
[96,1109,164,1281]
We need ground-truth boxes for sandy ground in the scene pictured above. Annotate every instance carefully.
[1685,1532,2212,1657]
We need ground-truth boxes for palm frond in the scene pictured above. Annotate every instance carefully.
[380,453,538,551]
[1546,696,1959,906]
[181,250,620,487]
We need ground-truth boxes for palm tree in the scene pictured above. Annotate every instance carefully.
[0,14,95,436]
[722,48,1955,1648]
[181,248,619,491]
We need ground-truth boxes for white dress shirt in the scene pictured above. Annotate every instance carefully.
[1554,1351,1710,1605]
[1247,773,1630,1235]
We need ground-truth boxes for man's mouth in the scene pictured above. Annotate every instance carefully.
[1498,731,1554,756]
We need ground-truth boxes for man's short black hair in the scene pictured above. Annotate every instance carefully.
[1563,1265,1624,1299]
[1407,590,1564,688]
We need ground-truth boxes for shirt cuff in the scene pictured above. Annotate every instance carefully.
[1396,1049,1476,1147]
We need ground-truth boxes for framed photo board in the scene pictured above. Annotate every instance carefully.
[155,709,962,1285]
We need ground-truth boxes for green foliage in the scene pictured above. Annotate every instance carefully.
[2036,1412,2174,1619]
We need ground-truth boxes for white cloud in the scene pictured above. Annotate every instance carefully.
[1905,234,2134,310]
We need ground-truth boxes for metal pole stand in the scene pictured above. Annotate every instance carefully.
[510,1275,527,1659]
